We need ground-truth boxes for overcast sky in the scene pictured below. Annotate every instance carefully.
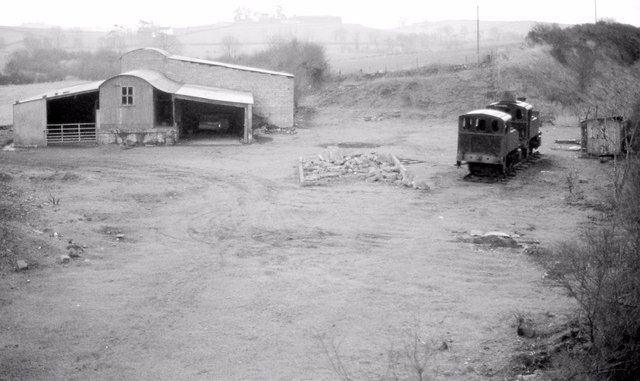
[3,0,639,30]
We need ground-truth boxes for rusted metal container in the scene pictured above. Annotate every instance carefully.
[580,116,624,156]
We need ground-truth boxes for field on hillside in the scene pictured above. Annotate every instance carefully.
[0,75,613,379]
[0,80,85,126]
[329,42,520,73]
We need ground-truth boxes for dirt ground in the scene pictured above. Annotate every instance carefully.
[0,106,612,379]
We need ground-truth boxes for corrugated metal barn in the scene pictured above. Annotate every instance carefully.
[12,48,294,147]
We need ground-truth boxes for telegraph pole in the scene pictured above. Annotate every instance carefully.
[476,5,480,66]
[594,0,598,23]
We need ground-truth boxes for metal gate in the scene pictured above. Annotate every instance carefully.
[46,123,96,144]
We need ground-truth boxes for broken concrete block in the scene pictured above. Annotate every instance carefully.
[413,180,431,191]
[142,133,158,145]
[384,173,399,181]
[325,146,344,163]
[16,260,28,271]
[124,134,139,146]
[66,241,84,257]
[59,255,70,264]
[376,153,394,165]
[401,173,415,186]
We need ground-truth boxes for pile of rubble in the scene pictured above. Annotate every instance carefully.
[299,146,430,190]
[258,126,297,135]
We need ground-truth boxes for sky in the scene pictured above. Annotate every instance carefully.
[2,0,639,30]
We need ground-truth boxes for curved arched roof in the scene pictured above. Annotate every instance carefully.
[17,69,254,106]
[102,69,182,94]
[102,69,254,105]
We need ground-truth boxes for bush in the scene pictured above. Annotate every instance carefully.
[544,148,640,379]
[526,22,640,99]
[527,22,640,67]
[219,39,329,107]
[1,48,120,85]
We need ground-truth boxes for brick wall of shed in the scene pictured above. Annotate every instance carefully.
[121,49,294,128]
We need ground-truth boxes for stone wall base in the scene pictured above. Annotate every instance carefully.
[97,129,177,146]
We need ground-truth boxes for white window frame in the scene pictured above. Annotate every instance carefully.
[121,86,134,106]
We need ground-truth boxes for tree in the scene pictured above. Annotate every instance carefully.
[153,30,183,54]
[50,27,65,49]
[234,7,252,22]
[221,35,240,59]
[100,26,126,53]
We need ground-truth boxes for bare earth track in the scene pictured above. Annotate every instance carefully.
[0,107,611,379]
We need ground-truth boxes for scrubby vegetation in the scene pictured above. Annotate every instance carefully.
[0,48,120,85]
[527,21,640,66]
[523,22,640,115]
[520,21,640,380]
[530,146,640,380]
[219,39,329,106]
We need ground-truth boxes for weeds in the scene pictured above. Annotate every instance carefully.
[317,322,444,381]
[544,153,640,378]
[403,328,433,381]
[564,167,585,204]
[48,193,60,206]
[315,333,353,381]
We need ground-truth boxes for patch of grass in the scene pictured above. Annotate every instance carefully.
[48,193,60,206]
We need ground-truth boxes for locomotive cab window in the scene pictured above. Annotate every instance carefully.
[477,119,486,131]
[515,109,523,120]
[491,120,499,132]
[463,117,474,130]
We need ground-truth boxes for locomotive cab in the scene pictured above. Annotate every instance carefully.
[487,96,541,157]
[457,109,519,174]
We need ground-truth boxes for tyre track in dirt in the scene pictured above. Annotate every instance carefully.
[0,121,596,379]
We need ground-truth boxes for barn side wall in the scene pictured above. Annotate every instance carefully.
[98,76,176,145]
[99,76,155,131]
[13,99,47,147]
[121,49,294,128]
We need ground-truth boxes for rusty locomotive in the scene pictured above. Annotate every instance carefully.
[456,93,542,175]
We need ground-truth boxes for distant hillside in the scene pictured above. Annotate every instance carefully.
[395,20,540,39]
[309,34,640,124]
[0,25,106,52]
[173,19,400,58]
[0,17,559,76]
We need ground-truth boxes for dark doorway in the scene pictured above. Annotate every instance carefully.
[46,91,99,144]
[47,92,98,124]
[154,89,174,127]
[175,99,244,140]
